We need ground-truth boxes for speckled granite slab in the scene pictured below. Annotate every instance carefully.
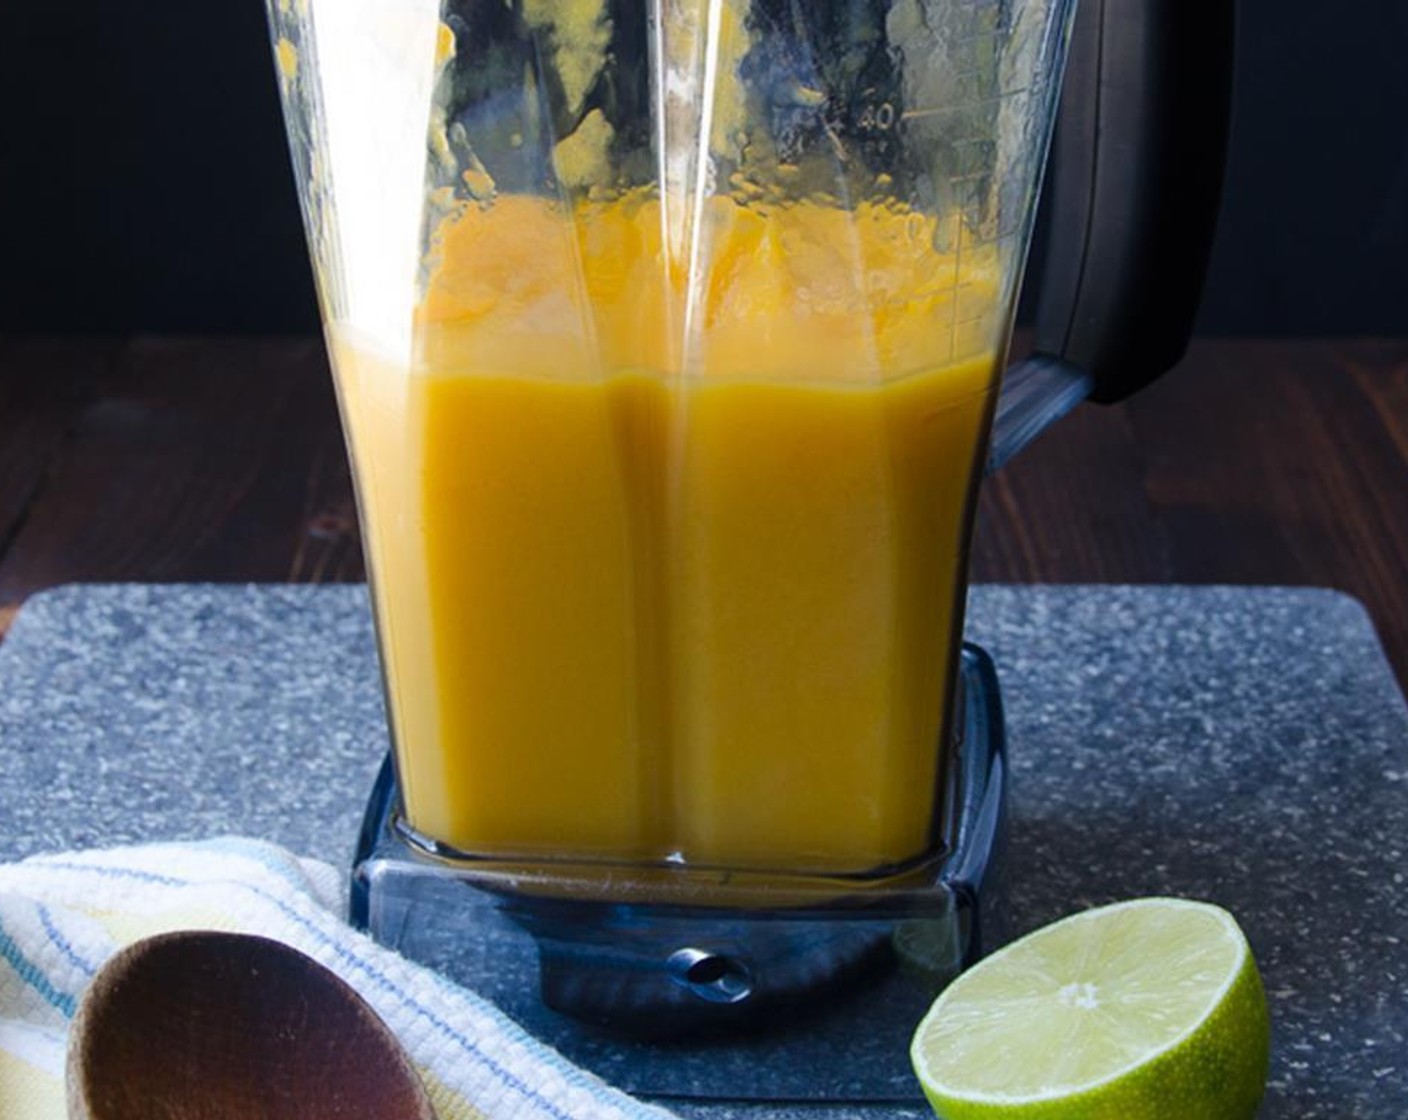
[1,584,1405,1118]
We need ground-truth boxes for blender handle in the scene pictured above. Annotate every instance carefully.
[991,0,1235,468]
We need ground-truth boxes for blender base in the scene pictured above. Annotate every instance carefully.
[351,644,1008,1102]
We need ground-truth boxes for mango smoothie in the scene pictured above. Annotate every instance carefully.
[333,192,1002,874]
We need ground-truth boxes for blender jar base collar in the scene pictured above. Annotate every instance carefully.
[351,644,1008,1103]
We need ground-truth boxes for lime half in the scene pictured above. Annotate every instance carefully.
[911,898,1270,1120]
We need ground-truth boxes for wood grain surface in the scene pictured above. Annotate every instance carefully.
[2,336,1404,687]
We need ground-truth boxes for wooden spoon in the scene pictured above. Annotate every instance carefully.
[67,929,436,1120]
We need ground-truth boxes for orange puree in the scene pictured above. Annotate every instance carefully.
[332,193,1002,873]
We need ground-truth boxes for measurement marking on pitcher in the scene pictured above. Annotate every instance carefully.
[902,89,1032,122]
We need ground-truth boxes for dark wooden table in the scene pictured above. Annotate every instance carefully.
[2,336,1405,690]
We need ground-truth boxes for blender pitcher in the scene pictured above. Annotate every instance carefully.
[267,0,1230,1099]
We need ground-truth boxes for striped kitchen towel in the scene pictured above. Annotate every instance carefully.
[0,837,678,1120]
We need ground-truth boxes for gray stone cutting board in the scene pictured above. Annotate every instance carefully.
[1,583,1405,1118]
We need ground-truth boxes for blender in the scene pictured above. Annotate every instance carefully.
[265,0,1231,1101]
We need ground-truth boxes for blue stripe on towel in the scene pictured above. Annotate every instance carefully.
[33,859,662,1120]
[188,838,317,895]
[37,904,96,978]
[0,921,77,1018]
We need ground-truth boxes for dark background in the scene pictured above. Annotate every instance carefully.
[1,1,1406,336]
